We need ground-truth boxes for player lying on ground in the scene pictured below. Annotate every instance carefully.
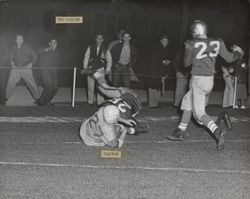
[166,20,244,151]
[79,92,147,148]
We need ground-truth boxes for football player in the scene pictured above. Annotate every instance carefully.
[166,20,244,151]
[79,92,146,148]
[81,67,130,99]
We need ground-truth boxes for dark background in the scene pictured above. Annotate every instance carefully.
[0,0,249,90]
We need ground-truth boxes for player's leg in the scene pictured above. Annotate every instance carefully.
[192,76,226,151]
[167,88,193,141]
[5,69,22,99]
[79,119,105,147]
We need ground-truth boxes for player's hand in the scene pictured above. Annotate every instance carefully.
[118,87,133,95]
[232,45,244,56]
[125,119,137,127]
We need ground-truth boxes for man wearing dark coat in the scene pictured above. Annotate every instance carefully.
[148,35,173,108]
[37,39,60,106]
[110,32,137,88]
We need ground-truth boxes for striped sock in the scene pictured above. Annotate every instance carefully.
[207,121,218,133]
[178,123,188,131]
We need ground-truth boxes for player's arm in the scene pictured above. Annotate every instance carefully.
[219,40,242,63]
[118,117,136,127]
[183,42,193,67]
[114,124,127,148]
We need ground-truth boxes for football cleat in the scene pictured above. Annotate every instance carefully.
[166,129,185,141]
[191,20,207,38]
[216,111,232,131]
[214,128,226,151]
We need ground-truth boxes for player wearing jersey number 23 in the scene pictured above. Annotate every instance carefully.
[167,20,244,151]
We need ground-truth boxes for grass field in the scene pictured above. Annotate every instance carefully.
[0,104,249,199]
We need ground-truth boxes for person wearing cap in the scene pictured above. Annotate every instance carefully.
[37,39,60,106]
[6,34,40,102]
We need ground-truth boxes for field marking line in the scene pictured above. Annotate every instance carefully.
[0,116,249,123]
[0,161,250,175]
[1,139,249,145]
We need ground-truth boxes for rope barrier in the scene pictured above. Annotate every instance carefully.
[0,66,232,79]
[0,66,244,108]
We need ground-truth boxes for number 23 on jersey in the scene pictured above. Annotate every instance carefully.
[194,41,220,59]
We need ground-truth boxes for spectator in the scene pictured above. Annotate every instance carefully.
[83,34,112,105]
[234,54,248,109]
[248,45,250,108]
[37,39,60,106]
[6,34,40,102]
[174,45,189,108]
[147,35,172,108]
[110,32,137,88]
[0,35,9,105]
[221,65,234,109]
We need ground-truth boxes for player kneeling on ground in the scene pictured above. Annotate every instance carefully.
[79,92,147,148]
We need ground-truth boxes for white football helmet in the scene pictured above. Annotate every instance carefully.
[103,105,120,124]
[191,20,207,38]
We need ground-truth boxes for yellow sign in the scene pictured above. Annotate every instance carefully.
[100,149,122,159]
[55,16,83,24]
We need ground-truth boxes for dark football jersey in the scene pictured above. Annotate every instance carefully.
[184,38,240,76]
[104,97,133,120]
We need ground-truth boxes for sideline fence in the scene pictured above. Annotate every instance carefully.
[0,66,240,108]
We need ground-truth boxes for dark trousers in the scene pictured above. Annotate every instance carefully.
[38,69,58,105]
[112,64,130,88]
[0,67,8,104]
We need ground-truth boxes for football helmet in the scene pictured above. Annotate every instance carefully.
[120,92,142,116]
[103,105,120,124]
[191,20,207,38]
